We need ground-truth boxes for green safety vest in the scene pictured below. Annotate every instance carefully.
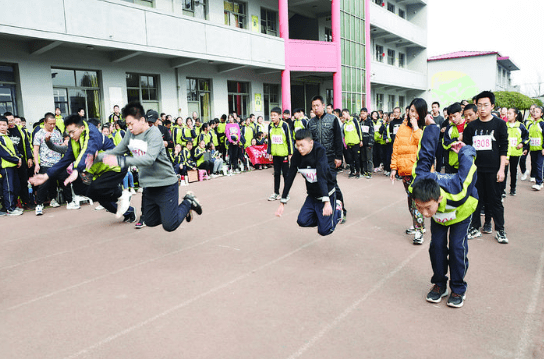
[506,121,524,157]
[529,119,543,151]
[71,121,120,178]
[433,194,478,226]
[343,118,360,146]
[443,123,467,169]
[242,125,254,149]
[269,120,290,157]
[195,147,206,166]
[113,130,125,146]
[373,119,385,144]
[292,119,306,134]
[211,130,219,147]
[200,131,212,146]
[55,116,65,134]
[0,134,19,168]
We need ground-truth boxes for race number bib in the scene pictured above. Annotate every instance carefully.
[509,138,518,147]
[374,125,381,132]
[271,135,283,145]
[298,168,317,183]
[344,124,354,132]
[393,126,400,135]
[530,137,542,147]
[433,210,457,224]
[361,125,370,133]
[473,135,493,151]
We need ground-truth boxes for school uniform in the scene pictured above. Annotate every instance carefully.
[281,142,342,236]
[503,121,529,193]
[442,120,467,174]
[343,117,362,175]
[528,119,544,185]
[0,133,21,211]
[268,120,293,195]
[8,125,33,206]
[359,118,375,174]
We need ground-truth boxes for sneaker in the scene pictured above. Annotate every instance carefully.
[35,204,44,216]
[406,227,427,235]
[496,230,508,244]
[426,285,448,303]
[413,230,424,245]
[183,191,202,215]
[510,189,516,196]
[365,173,372,179]
[532,184,542,191]
[129,188,136,195]
[0,210,7,216]
[521,172,528,181]
[7,209,23,216]
[482,222,492,234]
[268,193,280,201]
[137,188,144,193]
[66,201,80,210]
[447,292,466,308]
[135,221,146,229]
[341,208,347,224]
[185,210,193,223]
[115,190,132,218]
[348,172,356,178]
[235,169,241,174]
[50,199,60,208]
[95,205,105,210]
[501,192,506,199]
[530,177,536,182]
[123,212,137,223]
[467,227,482,239]
[384,171,390,176]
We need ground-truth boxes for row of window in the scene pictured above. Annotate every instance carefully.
[374,45,406,68]
[373,0,406,19]
[375,93,405,112]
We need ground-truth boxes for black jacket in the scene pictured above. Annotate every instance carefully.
[308,113,343,164]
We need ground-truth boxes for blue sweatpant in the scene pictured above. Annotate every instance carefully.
[0,167,20,211]
[530,151,544,185]
[429,216,471,295]
[143,182,191,232]
[296,193,342,236]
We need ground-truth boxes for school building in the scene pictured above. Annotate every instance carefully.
[0,0,427,124]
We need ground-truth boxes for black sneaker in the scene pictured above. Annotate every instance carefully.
[467,227,482,239]
[134,221,146,229]
[496,230,508,244]
[123,212,136,223]
[482,222,492,234]
[348,172,356,178]
[447,292,466,308]
[509,189,516,196]
[184,191,202,215]
[426,285,448,303]
[341,209,347,224]
[186,210,193,223]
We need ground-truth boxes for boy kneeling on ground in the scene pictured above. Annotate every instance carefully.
[410,122,478,308]
[275,129,343,236]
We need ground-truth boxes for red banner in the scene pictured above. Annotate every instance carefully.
[245,145,273,165]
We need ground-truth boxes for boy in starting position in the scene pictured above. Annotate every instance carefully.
[275,129,343,236]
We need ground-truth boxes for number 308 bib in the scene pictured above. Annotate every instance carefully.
[473,135,493,151]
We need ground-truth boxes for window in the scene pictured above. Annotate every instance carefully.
[326,89,334,107]
[263,84,279,121]
[376,93,384,110]
[399,96,405,110]
[398,9,405,19]
[399,53,406,68]
[187,78,212,123]
[183,0,207,19]
[375,45,384,62]
[126,73,160,112]
[388,95,395,111]
[52,68,101,120]
[261,8,278,36]
[224,1,246,29]
[387,49,395,65]
[0,64,18,115]
[374,0,381,5]
[325,28,333,42]
[228,81,250,119]
[387,3,395,13]
[121,0,153,7]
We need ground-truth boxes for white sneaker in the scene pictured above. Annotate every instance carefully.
[129,188,136,195]
[66,201,80,210]
[50,199,60,208]
[35,204,43,216]
[95,205,104,210]
[116,190,132,218]
[268,193,280,201]
[7,209,23,216]
[521,172,528,181]
[530,177,536,182]
[137,188,143,193]
[532,184,542,191]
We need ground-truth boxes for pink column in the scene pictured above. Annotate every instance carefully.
[279,0,291,112]
[365,0,371,109]
[331,0,342,109]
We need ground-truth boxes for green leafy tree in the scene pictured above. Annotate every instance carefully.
[494,91,535,110]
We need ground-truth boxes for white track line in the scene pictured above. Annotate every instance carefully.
[62,198,404,359]
[515,243,544,359]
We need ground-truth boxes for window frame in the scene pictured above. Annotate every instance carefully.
[227,80,250,119]
[398,53,406,68]
[325,27,333,42]
[376,93,384,110]
[126,73,160,112]
[0,63,19,116]
[260,7,278,36]
[387,49,395,66]
[186,77,212,123]
[387,2,395,13]
[52,68,102,120]
[183,0,207,19]
[375,44,384,62]
[398,8,405,19]
[224,0,247,29]
[263,83,280,121]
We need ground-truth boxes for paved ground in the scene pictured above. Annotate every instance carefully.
[1,168,543,359]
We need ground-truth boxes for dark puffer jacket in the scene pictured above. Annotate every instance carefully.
[308,113,343,164]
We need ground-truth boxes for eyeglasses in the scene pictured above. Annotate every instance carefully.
[477,103,491,109]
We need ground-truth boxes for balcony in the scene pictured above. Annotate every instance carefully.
[371,61,426,90]
[370,2,426,48]
[285,40,339,72]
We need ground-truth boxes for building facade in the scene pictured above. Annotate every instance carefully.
[369,0,427,112]
[427,51,520,107]
[0,0,374,124]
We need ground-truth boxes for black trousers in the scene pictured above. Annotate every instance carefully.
[435,139,444,172]
[519,152,528,174]
[329,161,346,213]
[198,161,213,174]
[347,145,360,174]
[383,142,392,172]
[36,166,72,205]
[228,144,239,171]
[471,171,504,231]
[273,156,289,195]
[16,164,31,205]
[360,146,373,173]
[502,156,520,192]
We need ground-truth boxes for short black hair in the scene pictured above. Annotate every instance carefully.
[116,120,127,130]
[342,108,350,114]
[412,178,441,202]
[283,109,290,115]
[44,112,55,121]
[312,95,324,104]
[360,107,368,113]
[3,111,13,117]
[122,102,146,120]
[271,107,282,115]
[293,108,303,114]
[0,116,7,124]
[326,103,333,108]
[447,102,462,115]
[113,105,119,109]
[77,108,84,113]
[88,118,100,127]
[64,114,85,127]
[463,104,477,114]
[295,128,313,141]
[475,91,495,105]
[432,101,440,108]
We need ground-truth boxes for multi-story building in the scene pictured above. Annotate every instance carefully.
[427,51,520,107]
[0,0,372,124]
[369,0,427,112]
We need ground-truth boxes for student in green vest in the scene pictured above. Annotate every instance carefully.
[290,108,309,136]
[194,139,213,176]
[342,109,363,178]
[29,115,136,222]
[198,123,213,147]
[241,118,255,149]
[372,111,387,172]
[521,105,537,180]
[442,103,466,174]
[267,107,293,201]
[210,119,219,148]
[54,107,65,135]
[217,114,227,158]
[182,118,197,151]
[108,105,123,123]
[113,120,127,146]
[502,107,529,196]
[528,106,544,190]
[0,116,23,215]
[255,115,267,137]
